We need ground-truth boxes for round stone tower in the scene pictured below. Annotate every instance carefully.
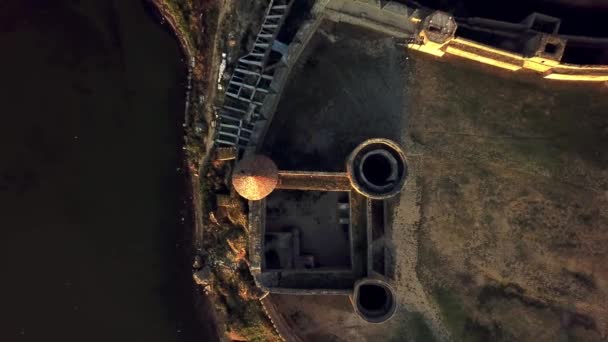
[346,138,408,199]
[352,278,397,323]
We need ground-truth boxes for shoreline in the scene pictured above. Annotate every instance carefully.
[148,0,196,61]
[147,1,286,339]
[146,0,222,340]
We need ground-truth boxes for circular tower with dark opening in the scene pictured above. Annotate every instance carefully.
[347,138,408,199]
[352,279,396,323]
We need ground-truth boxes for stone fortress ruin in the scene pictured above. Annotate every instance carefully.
[209,0,608,336]
[232,138,407,323]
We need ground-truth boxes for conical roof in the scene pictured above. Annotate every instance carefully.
[232,155,278,200]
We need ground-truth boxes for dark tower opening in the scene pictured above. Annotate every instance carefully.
[359,284,389,311]
[347,139,408,200]
[265,250,281,269]
[544,42,559,54]
[362,153,392,187]
[353,280,396,323]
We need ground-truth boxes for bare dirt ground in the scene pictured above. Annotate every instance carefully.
[262,21,408,172]
[262,19,608,342]
[409,54,608,341]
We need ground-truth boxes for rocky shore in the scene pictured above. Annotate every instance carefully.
[147,0,223,340]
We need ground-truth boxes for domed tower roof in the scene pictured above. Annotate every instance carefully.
[231,155,278,200]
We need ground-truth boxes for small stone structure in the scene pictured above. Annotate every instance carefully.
[232,138,408,323]
[414,11,457,56]
[214,146,238,161]
[232,155,279,201]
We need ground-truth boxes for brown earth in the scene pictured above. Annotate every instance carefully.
[409,53,608,341]
[262,21,608,342]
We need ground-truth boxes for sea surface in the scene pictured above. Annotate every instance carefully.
[0,1,212,341]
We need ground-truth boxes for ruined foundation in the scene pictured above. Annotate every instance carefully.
[236,138,407,322]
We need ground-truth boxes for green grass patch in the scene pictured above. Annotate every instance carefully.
[389,313,436,342]
[408,313,437,342]
[434,288,468,338]
[433,288,492,342]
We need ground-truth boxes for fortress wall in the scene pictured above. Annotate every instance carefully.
[316,0,608,82]
[412,36,608,81]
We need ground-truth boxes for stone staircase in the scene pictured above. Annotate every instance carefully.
[215,0,293,150]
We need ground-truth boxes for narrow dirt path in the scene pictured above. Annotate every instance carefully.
[388,157,452,342]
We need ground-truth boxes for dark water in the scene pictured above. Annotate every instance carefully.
[0,1,212,341]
